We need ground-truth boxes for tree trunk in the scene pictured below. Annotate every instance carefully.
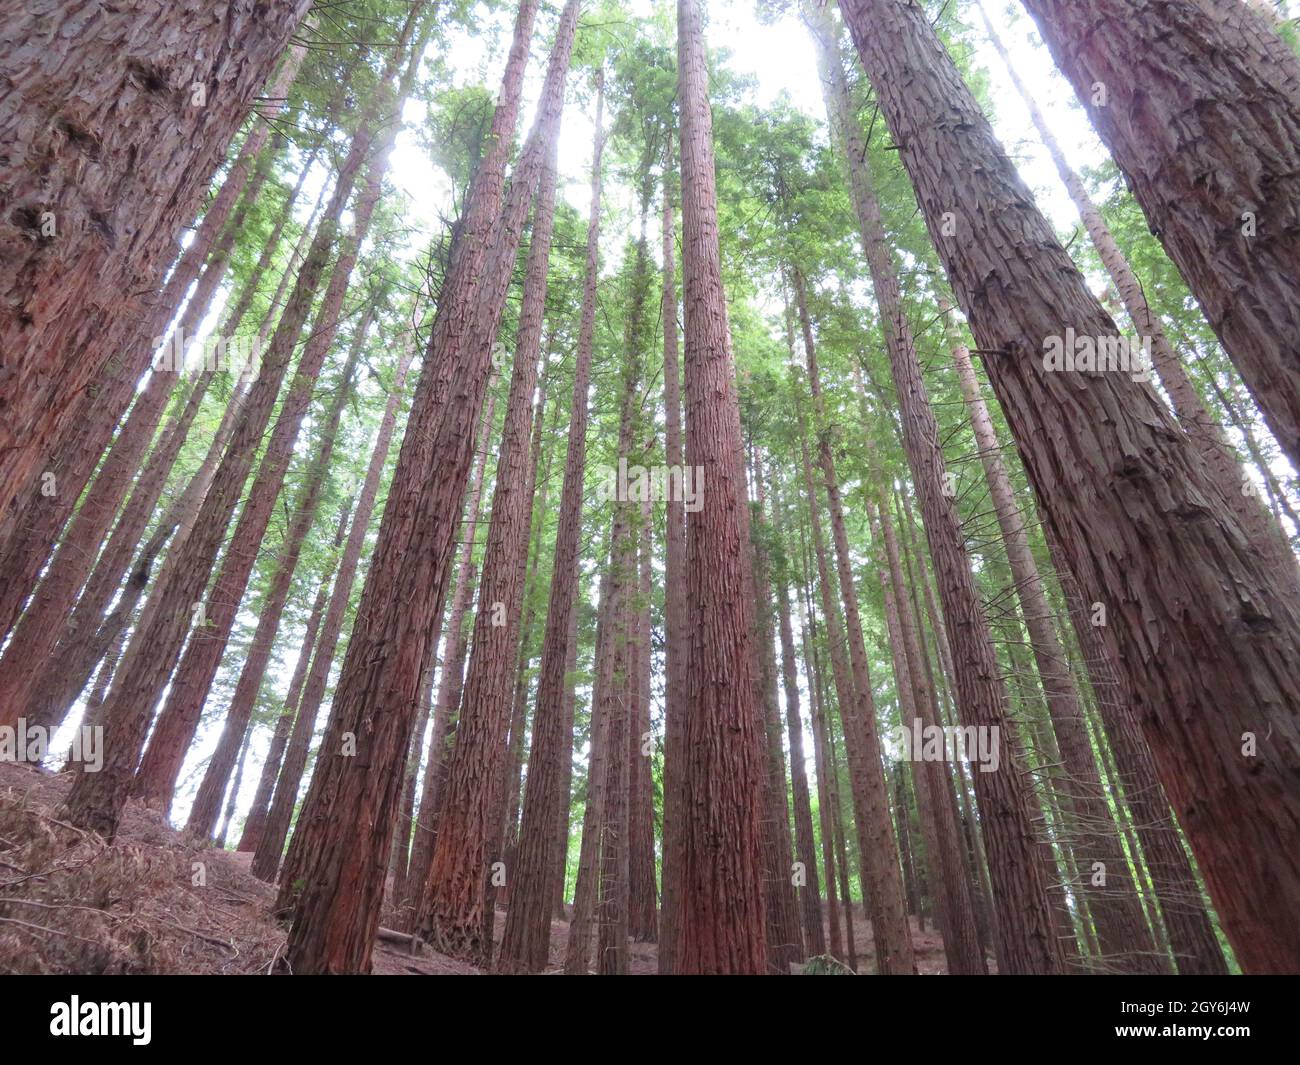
[0,0,310,519]
[0,61,294,619]
[900,489,998,960]
[390,655,438,906]
[792,547,843,961]
[796,424,877,969]
[749,465,804,972]
[424,130,563,963]
[500,73,604,973]
[553,592,581,919]
[627,489,658,941]
[791,272,916,974]
[215,720,254,849]
[840,0,1300,973]
[872,498,987,974]
[657,155,689,974]
[180,310,375,838]
[31,155,322,726]
[236,538,337,855]
[282,0,583,976]
[60,9,423,839]
[673,0,769,974]
[1021,0,1300,469]
[397,377,501,929]
[250,331,419,883]
[564,561,617,974]
[773,540,827,956]
[978,3,1296,581]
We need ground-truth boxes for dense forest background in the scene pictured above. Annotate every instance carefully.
[0,0,1297,976]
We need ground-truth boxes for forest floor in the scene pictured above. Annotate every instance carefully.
[0,760,952,974]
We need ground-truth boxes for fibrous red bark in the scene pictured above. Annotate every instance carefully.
[0,0,310,521]
[282,0,584,975]
[839,0,1300,973]
[1020,0,1300,469]
[674,0,768,974]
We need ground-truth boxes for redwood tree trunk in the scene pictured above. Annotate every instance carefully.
[236,541,337,854]
[674,0,768,974]
[0,0,310,520]
[423,130,564,963]
[1020,0,1300,468]
[840,0,1300,973]
[774,561,827,956]
[792,557,843,961]
[796,424,875,970]
[400,390,499,927]
[791,270,915,974]
[32,159,320,726]
[750,464,804,972]
[181,312,373,838]
[250,332,419,882]
[283,1,585,975]
[60,11,421,839]
[872,499,986,975]
[500,78,604,973]
[33,374,249,727]
[657,157,690,974]
[627,489,659,941]
[564,554,619,974]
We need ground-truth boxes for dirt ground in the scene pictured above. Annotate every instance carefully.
[0,760,958,975]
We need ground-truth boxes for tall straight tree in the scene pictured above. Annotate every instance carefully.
[506,73,605,974]
[132,23,428,811]
[628,489,658,941]
[770,491,827,958]
[61,7,425,837]
[182,310,373,838]
[398,391,498,923]
[0,0,311,520]
[236,536,338,855]
[252,329,420,881]
[976,2,1295,579]
[1019,0,1300,468]
[283,0,583,975]
[838,0,1300,973]
[487,158,568,976]
[871,497,985,974]
[674,0,769,974]
[564,559,618,973]
[656,156,689,975]
[789,268,916,974]
[422,133,565,960]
